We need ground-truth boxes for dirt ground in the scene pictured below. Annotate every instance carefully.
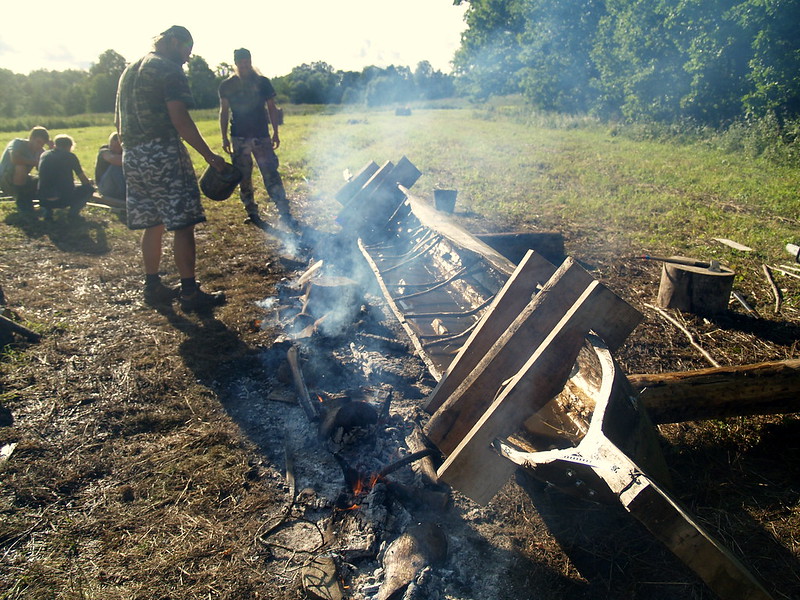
[1,194,799,600]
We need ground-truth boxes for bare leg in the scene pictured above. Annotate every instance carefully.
[142,225,165,275]
[173,225,196,279]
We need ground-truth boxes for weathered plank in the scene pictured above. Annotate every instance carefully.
[424,250,556,415]
[426,258,641,456]
[335,161,379,205]
[436,279,640,504]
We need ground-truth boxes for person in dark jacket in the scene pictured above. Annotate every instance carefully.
[95,131,126,199]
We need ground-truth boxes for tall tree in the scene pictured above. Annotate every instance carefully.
[87,50,127,113]
[735,0,800,119]
[187,56,219,109]
[517,0,605,113]
[453,0,526,99]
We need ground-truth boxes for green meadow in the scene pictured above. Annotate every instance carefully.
[7,104,799,265]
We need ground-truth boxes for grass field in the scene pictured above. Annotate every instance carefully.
[2,104,800,599]
[9,103,798,260]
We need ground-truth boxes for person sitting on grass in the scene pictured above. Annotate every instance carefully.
[95,131,126,200]
[37,134,94,222]
[0,126,52,217]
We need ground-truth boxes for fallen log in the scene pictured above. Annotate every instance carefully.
[630,359,800,424]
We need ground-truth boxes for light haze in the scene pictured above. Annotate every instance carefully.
[1,1,467,77]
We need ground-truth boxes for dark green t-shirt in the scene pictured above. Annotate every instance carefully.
[116,52,195,148]
[218,74,276,138]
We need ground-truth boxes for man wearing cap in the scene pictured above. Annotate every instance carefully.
[116,25,227,311]
[218,48,295,228]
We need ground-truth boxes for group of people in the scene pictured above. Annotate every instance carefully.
[1,127,102,222]
[2,25,295,314]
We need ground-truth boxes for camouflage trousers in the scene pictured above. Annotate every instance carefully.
[124,137,205,231]
[230,136,289,217]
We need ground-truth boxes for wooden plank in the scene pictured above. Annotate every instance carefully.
[424,250,556,414]
[475,231,565,265]
[358,156,422,230]
[629,359,800,423]
[437,280,623,503]
[426,258,641,455]
[336,160,394,227]
[621,472,774,600]
[712,237,753,252]
[91,193,126,209]
[334,161,379,205]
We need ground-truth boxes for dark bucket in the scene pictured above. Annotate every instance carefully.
[200,162,243,201]
[434,189,457,213]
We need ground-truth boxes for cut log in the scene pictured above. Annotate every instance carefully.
[656,257,735,315]
[406,425,442,486]
[629,359,800,424]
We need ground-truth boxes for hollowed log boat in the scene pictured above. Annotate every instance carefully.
[352,181,773,600]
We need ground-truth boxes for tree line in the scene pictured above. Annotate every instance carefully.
[454,0,800,125]
[0,50,455,119]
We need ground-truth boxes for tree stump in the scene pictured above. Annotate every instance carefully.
[656,258,734,315]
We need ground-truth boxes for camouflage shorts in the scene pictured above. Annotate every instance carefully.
[123,137,206,231]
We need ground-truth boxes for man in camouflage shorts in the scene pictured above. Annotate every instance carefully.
[116,25,227,311]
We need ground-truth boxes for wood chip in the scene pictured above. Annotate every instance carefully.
[712,238,753,251]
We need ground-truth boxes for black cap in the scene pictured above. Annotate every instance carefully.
[233,48,251,61]
[159,25,193,44]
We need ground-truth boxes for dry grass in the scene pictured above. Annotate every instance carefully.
[1,109,800,599]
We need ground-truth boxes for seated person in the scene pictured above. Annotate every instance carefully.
[0,126,52,215]
[95,132,126,199]
[37,134,94,221]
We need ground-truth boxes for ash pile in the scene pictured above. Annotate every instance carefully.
[227,160,477,600]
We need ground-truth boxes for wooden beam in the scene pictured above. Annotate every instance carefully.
[630,359,800,424]
[334,161,379,205]
[424,250,556,414]
[436,279,640,504]
[426,258,641,456]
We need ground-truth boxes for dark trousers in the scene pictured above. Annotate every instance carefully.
[12,177,38,213]
[40,184,94,215]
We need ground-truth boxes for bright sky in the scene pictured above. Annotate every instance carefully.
[1,1,468,77]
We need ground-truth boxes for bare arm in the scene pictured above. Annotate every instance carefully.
[101,149,123,167]
[267,98,280,149]
[11,146,40,168]
[219,97,231,154]
[167,100,225,171]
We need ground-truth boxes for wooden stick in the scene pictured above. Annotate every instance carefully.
[286,345,320,422]
[0,314,41,342]
[644,303,720,368]
[771,266,800,281]
[731,290,758,317]
[762,264,782,314]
